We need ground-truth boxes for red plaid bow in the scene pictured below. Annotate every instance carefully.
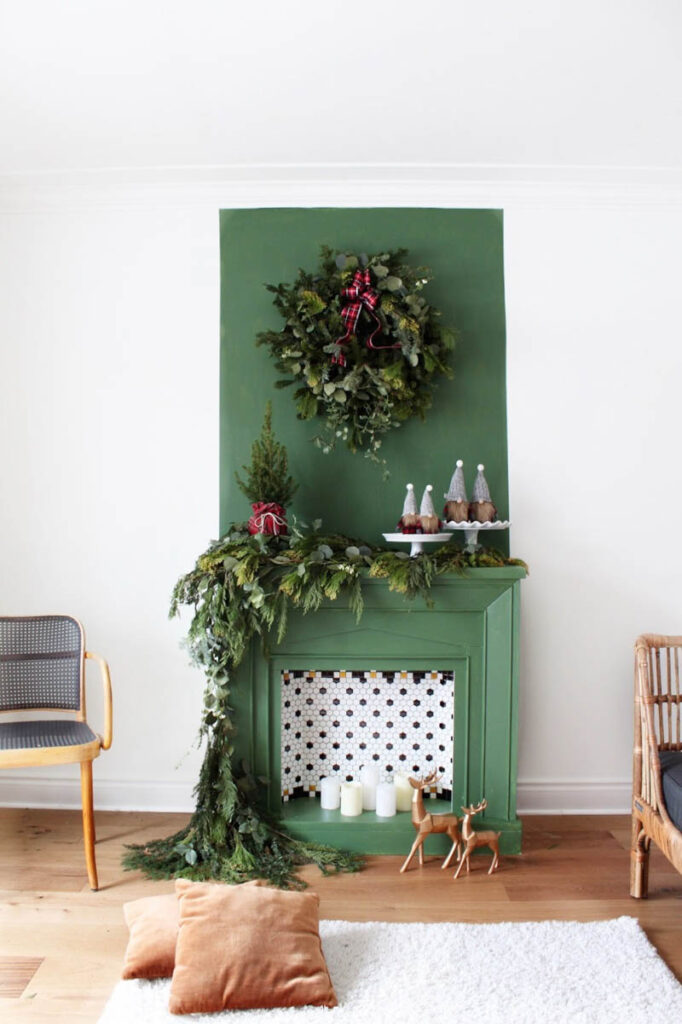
[332,268,384,367]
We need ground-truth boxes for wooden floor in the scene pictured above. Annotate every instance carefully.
[0,810,681,1022]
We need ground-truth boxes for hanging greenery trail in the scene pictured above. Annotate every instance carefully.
[122,523,526,889]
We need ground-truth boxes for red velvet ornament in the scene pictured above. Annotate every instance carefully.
[248,502,288,536]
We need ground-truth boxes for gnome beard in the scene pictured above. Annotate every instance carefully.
[444,499,469,524]
[419,484,441,534]
[469,500,497,523]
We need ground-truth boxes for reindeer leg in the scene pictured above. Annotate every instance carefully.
[488,842,500,873]
[400,835,423,874]
[453,849,469,880]
[442,840,458,870]
[442,827,460,870]
[418,840,424,866]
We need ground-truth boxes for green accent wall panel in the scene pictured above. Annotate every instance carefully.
[220,208,509,549]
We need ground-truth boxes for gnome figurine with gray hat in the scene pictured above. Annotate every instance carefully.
[444,459,469,524]
[420,484,441,534]
[469,464,497,523]
[398,483,421,534]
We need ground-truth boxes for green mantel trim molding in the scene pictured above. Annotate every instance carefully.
[123,525,526,888]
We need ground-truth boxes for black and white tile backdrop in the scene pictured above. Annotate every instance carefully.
[280,669,454,800]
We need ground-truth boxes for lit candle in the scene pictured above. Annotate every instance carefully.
[360,764,380,810]
[394,773,414,812]
[340,782,363,817]
[375,782,397,818]
[319,777,340,811]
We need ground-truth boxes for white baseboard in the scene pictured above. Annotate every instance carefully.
[0,775,631,815]
[517,779,631,815]
[0,775,196,813]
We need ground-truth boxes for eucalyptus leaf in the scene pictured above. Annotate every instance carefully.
[385,276,402,291]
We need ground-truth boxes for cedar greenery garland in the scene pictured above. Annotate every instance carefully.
[122,523,526,889]
[257,247,455,466]
[235,401,297,506]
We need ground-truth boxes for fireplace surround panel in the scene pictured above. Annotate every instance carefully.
[230,569,524,855]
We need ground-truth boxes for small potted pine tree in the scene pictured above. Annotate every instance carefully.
[235,402,298,536]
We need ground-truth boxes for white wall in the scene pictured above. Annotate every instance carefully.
[506,200,682,810]
[0,197,220,809]
[1,178,681,813]
[1,1,681,172]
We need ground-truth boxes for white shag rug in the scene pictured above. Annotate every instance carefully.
[99,917,682,1024]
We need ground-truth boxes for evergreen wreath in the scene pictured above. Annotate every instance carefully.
[257,247,455,467]
[122,523,526,889]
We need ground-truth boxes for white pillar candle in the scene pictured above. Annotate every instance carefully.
[340,782,363,817]
[375,782,397,818]
[360,764,380,810]
[394,773,414,812]
[319,777,340,811]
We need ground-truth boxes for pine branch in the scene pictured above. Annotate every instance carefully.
[234,402,298,506]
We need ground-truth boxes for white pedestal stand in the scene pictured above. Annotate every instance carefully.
[382,533,454,558]
[443,520,511,554]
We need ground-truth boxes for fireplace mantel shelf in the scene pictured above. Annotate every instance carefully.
[231,567,525,855]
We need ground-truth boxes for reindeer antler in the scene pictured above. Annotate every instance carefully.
[461,798,488,816]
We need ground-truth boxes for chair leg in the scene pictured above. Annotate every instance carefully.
[630,817,650,899]
[80,761,98,891]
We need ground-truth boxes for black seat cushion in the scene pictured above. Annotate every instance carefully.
[0,719,97,750]
[659,750,682,832]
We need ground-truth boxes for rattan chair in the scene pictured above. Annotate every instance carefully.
[631,634,682,897]
[0,615,112,890]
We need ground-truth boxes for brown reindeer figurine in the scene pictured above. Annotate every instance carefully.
[453,798,501,878]
[400,772,462,873]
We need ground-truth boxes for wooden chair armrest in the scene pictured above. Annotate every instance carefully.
[85,651,113,750]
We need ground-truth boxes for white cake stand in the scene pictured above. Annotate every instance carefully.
[443,520,511,553]
[382,532,454,557]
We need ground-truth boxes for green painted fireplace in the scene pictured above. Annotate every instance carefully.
[231,567,525,856]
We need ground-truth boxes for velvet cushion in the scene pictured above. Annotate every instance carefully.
[660,749,682,832]
[122,893,179,980]
[168,878,337,1015]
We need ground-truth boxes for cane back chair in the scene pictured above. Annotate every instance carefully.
[631,634,682,897]
[0,615,112,890]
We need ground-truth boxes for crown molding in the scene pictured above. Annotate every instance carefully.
[1,163,681,213]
